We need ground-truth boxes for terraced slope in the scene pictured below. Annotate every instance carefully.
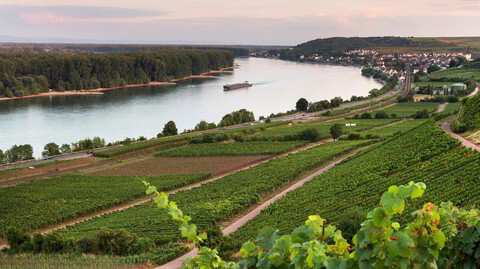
[57,140,373,243]
[229,122,478,244]
[0,174,210,236]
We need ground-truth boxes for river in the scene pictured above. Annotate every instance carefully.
[0,57,381,157]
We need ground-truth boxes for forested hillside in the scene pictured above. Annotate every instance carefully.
[0,50,233,97]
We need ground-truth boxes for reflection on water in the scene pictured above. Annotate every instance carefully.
[0,58,381,157]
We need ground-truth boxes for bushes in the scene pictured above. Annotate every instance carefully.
[451,120,467,133]
[334,206,365,243]
[297,128,321,142]
[198,228,235,260]
[346,133,362,140]
[374,111,389,119]
[360,112,372,119]
[5,228,153,256]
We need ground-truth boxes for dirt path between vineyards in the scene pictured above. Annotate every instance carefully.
[436,103,448,113]
[155,151,357,269]
[441,121,480,152]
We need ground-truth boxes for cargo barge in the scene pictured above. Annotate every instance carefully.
[223,81,252,91]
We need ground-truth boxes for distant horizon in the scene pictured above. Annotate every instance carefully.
[1,34,480,48]
[1,1,479,45]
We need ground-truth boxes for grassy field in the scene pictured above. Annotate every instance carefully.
[92,155,272,176]
[376,102,438,117]
[56,140,373,244]
[0,173,210,236]
[154,141,306,157]
[444,102,462,114]
[414,81,457,87]
[248,119,397,140]
[428,68,480,80]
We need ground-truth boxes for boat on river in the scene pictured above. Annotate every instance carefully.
[223,81,252,91]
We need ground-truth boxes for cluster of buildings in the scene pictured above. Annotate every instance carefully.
[251,48,472,76]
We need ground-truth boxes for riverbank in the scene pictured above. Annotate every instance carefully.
[0,67,234,102]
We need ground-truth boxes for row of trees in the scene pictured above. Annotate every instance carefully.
[0,50,234,98]
[294,97,344,113]
[0,145,33,164]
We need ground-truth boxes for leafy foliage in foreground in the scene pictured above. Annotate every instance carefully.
[149,180,480,269]
[155,141,306,157]
[0,173,210,237]
[57,141,373,243]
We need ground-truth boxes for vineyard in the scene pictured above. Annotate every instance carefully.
[56,140,374,244]
[0,173,210,237]
[92,155,272,176]
[248,119,397,140]
[154,141,306,157]
[354,119,428,138]
[377,102,438,117]
[93,136,189,157]
[229,122,478,245]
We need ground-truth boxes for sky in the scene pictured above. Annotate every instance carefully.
[0,0,479,45]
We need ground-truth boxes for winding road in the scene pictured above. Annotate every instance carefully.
[441,121,480,152]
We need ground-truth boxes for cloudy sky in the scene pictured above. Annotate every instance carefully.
[0,0,479,45]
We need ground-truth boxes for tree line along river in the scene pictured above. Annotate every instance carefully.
[0,57,382,157]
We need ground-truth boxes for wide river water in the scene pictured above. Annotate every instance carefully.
[0,57,381,157]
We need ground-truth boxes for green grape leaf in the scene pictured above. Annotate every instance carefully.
[391,222,401,231]
[154,192,169,208]
[372,208,390,227]
[411,183,426,199]
[146,185,157,194]
[326,258,348,269]
[240,241,257,258]
[432,230,446,248]
[255,226,279,251]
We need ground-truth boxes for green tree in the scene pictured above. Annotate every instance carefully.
[330,96,343,108]
[5,144,33,162]
[0,149,5,164]
[427,65,441,73]
[330,123,343,140]
[375,111,389,119]
[42,142,61,158]
[195,120,209,131]
[59,144,72,154]
[163,121,178,136]
[361,112,372,119]
[296,98,308,111]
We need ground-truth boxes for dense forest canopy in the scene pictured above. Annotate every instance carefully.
[0,50,234,97]
[274,36,446,59]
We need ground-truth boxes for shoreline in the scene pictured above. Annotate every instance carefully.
[0,67,234,102]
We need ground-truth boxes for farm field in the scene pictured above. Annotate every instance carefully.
[0,173,210,236]
[91,155,272,176]
[0,253,143,269]
[94,135,190,158]
[0,158,98,182]
[428,68,480,80]
[376,102,438,117]
[248,119,397,140]
[229,122,478,245]
[354,119,428,138]
[444,102,462,114]
[414,81,457,87]
[155,141,306,157]
[56,140,373,245]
